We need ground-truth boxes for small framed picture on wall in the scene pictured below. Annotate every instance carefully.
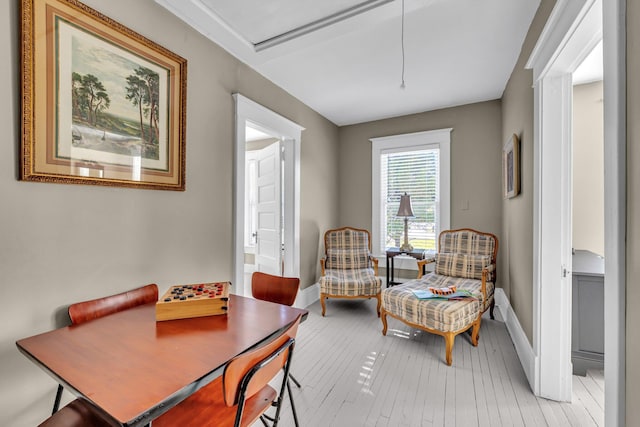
[503,134,520,199]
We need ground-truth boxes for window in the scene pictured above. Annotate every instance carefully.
[370,129,451,256]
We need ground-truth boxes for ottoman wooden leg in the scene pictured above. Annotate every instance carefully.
[444,332,455,366]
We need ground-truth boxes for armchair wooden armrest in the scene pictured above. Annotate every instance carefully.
[416,258,436,279]
[369,255,379,276]
[320,258,326,276]
[480,264,495,300]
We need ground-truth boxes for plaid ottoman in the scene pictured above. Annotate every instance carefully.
[381,278,482,366]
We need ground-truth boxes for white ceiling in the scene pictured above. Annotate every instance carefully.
[156,0,541,126]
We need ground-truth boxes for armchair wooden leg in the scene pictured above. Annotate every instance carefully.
[320,293,327,317]
[490,299,496,320]
[380,308,388,335]
[471,317,481,346]
[444,332,455,366]
[376,294,381,317]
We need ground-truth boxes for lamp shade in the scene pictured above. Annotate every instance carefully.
[396,192,414,217]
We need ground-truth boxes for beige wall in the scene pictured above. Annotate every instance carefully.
[337,100,503,278]
[572,81,604,256]
[627,0,640,422]
[500,0,556,344]
[0,0,339,425]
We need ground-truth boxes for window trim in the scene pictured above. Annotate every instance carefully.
[370,128,452,261]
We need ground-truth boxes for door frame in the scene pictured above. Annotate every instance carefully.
[233,94,304,296]
[527,0,626,423]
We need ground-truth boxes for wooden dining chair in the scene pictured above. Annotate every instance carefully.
[154,314,302,427]
[251,272,303,388]
[46,284,158,422]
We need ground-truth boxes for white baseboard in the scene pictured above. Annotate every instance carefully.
[494,288,536,391]
[295,282,320,309]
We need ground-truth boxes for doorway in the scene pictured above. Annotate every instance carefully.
[526,0,625,424]
[233,94,304,297]
[571,42,605,378]
[244,128,284,279]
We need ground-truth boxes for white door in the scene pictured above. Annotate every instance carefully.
[255,141,282,276]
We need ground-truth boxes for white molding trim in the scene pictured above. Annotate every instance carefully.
[233,94,305,297]
[495,288,536,389]
[295,283,320,309]
[526,0,599,82]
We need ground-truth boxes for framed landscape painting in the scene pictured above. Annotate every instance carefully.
[503,134,520,199]
[21,0,187,190]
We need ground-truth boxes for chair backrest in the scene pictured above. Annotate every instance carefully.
[68,284,159,325]
[251,272,299,307]
[435,229,498,280]
[222,315,301,410]
[323,226,372,270]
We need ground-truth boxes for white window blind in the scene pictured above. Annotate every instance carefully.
[380,148,439,252]
[370,129,451,257]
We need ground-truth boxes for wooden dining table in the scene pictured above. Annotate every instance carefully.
[16,295,308,426]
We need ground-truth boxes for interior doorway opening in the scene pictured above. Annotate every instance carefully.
[571,41,605,378]
[244,125,285,280]
[527,0,626,424]
[233,94,304,297]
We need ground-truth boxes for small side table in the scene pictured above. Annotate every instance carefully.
[385,248,429,287]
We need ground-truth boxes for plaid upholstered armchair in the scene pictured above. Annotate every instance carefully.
[381,228,498,365]
[319,227,382,317]
[416,228,498,319]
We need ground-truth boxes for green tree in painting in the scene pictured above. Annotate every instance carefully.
[71,73,110,126]
[71,72,88,121]
[137,67,159,145]
[126,66,159,145]
[125,74,147,141]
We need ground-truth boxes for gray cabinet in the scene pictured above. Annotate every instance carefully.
[571,250,604,375]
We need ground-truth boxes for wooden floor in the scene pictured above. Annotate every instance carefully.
[267,297,604,427]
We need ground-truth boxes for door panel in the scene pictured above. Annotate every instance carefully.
[255,141,282,276]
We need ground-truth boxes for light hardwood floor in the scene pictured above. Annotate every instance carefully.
[270,297,604,427]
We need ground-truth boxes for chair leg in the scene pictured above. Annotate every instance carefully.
[471,317,481,346]
[490,299,495,320]
[286,379,300,427]
[444,332,455,366]
[376,293,381,317]
[289,373,301,388]
[380,309,388,336]
[52,384,63,414]
[320,294,327,316]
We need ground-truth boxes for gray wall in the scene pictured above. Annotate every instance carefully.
[500,0,556,344]
[337,100,503,239]
[337,101,503,280]
[572,81,604,256]
[627,0,640,422]
[0,0,339,425]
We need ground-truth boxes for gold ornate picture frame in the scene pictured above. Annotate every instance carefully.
[503,134,520,199]
[21,0,187,190]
